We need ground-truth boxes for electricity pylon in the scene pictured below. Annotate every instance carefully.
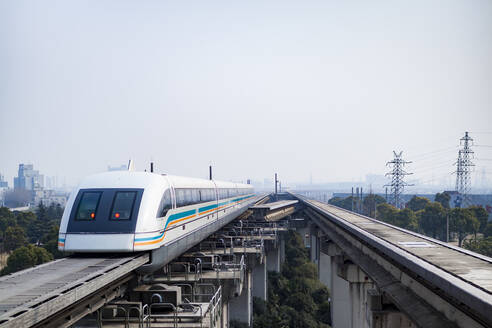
[454,132,474,207]
[384,151,413,209]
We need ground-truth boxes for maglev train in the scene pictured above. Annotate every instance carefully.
[58,171,256,272]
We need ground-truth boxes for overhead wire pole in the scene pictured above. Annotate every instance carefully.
[454,131,474,207]
[384,151,413,209]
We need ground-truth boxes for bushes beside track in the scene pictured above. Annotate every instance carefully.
[0,203,64,275]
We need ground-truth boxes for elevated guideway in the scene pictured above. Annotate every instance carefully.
[249,199,299,221]
[292,193,492,328]
[0,194,267,328]
[0,254,148,328]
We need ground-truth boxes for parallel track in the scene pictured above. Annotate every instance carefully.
[297,195,492,327]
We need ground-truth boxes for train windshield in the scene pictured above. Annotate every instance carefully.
[110,191,137,220]
[75,192,102,220]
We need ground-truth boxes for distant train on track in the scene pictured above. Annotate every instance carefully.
[58,170,255,271]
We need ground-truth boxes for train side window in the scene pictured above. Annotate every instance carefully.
[185,189,193,205]
[157,189,172,218]
[110,191,137,220]
[75,191,102,220]
[192,189,200,203]
[175,189,185,207]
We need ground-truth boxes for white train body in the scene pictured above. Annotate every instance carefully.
[58,171,255,257]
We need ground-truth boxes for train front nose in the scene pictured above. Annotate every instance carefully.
[63,233,135,252]
[63,188,143,252]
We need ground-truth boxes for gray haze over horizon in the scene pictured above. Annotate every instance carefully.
[1,0,492,192]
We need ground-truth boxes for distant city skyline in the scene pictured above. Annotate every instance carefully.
[1,159,491,195]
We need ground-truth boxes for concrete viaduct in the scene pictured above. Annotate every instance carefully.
[0,193,491,328]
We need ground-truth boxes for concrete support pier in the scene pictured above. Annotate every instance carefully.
[252,258,267,301]
[330,256,351,327]
[221,298,229,328]
[229,269,252,326]
[266,246,280,273]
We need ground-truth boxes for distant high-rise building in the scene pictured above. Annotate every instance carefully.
[0,173,8,188]
[14,164,44,191]
[45,176,59,190]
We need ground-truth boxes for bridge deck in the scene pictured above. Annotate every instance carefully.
[0,253,148,328]
[250,200,298,210]
[302,198,492,327]
[311,202,492,293]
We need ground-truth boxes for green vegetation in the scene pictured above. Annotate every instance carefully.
[463,237,492,257]
[328,194,385,217]
[329,192,492,257]
[2,245,53,275]
[406,196,431,212]
[0,203,65,275]
[434,192,451,209]
[252,230,331,328]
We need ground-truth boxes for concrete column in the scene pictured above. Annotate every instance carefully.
[318,252,331,287]
[367,289,416,328]
[279,237,285,265]
[266,246,280,273]
[252,257,267,301]
[229,269,252,326]
[221,298,229,328]
[296,226,310,248]
[330,256,351,328]
[343,264,374,328]
[310,231,318,263]
[371,312,415,328]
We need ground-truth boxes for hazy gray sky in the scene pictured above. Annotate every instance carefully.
[1,0,491,189]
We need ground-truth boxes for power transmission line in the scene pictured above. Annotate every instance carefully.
[384,151,413,209]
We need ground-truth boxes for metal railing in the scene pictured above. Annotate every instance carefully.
[208,286,222,328]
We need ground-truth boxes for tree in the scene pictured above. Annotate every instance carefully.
[253,231,330,328]
[0,207,14,223]
[36,202,48,222]
[14,211,36,230]
[435,192,451,209]
[465,208,480,240]
[395,208,418,231]
[406,196,431,212]
[41,224,65,259]
[4,226,28,251]
[328,196,354,211]
[463,237,492,257]
[0,207,16,242]
[468,206,489,233]
[484,223,492,238]
[376,203,398,225]
[419,203,446,239]
[1,245,53,275]
[449,208,478,247]
[362,194,386,217]
[13,211,42,244]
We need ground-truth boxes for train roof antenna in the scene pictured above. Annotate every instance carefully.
[127,159,135,171]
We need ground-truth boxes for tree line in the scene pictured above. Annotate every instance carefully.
[0,203,65,275]
[328,193,492,256]
[249,230,331,328]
